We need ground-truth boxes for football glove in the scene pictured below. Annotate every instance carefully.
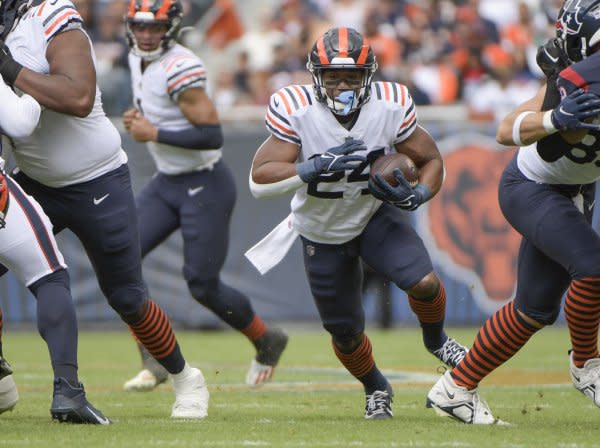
[368,168,431,211]
[536,38,569,78]
[551,88,600,132]
[0,42,22,87]
[297,137,366,183]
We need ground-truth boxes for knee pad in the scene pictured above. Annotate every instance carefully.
[188,277,220,306]
[106,284,147,321]
[331,332,364,353]
[28,268,70,297]
[514,300,558,326]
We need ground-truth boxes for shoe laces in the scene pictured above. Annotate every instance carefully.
[433,338,467,367]
[366,390,391,413]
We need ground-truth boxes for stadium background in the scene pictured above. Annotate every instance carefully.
[1,0,587,328]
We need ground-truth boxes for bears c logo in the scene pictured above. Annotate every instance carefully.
[414,134,520,313]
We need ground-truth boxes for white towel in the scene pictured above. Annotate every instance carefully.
[245,214,298,275]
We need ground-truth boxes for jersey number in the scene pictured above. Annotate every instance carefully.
[307,148,385,199]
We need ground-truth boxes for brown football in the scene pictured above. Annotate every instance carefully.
[370,153,419,187]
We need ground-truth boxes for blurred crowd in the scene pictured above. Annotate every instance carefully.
[77,0,562,123]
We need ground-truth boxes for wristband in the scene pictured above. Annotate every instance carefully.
[542,110,558,134]
[512,111,535,146]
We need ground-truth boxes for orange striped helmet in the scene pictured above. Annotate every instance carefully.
[126,0,183,61]
[307,27,377,115]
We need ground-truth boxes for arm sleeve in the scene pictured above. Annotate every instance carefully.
[0,79,41,138]
[40,0,84,43]
[392,84,418,144]
[265,90,301,146]
[157,124,223,150]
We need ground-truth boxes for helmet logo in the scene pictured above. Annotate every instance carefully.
[559,0,584,36]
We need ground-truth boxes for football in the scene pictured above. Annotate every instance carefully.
[370,153,419,187]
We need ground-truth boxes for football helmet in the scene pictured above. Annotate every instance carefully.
[126,0,183,61]
[556,0,600,62]
[307,27,378,116]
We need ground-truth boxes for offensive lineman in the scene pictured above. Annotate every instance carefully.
[0,0,208,418]
[426,0,600,424]
[121,0,287,390]
[247,27,467,419]
[0,76,108,423]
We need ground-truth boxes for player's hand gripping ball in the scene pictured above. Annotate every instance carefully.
[369,153,419,187]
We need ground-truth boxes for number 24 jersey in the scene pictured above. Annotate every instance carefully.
[265,82,417,244]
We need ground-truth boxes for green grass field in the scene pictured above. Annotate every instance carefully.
[0,326,599,447]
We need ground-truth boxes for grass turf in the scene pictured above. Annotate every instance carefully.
[0,326,598,447]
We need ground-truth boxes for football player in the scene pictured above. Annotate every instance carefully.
[0,0,208,418]
[247,27,467,420]
[0,75,108,423]
[121,0,287,390]
[427,0,600,424]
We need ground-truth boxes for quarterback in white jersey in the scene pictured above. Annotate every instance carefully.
[123,0,287,391]
[249,27,467,420]
[0,0,208,419]
[426,2,600,426]
[0,75,110,423]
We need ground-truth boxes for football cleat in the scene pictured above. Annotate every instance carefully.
[569,350,600,407]
[171,366,209,419]
[0,357,13,381]
[431,337,468,369]
[246,328,288,387]
[50,378,111,424]
[426,371,502,425]
[0,376,18,414]
[123,368,169,392]
[364,383,393,420]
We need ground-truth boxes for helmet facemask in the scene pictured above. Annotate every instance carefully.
[308,61,377,116]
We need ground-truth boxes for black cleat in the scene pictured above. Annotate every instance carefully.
[50,378,111,425]
[364,383,393,420]
[255,328,289,366]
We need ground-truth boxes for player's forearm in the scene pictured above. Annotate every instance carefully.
[497,110,552,146]
[417,158,444,198]
[249,162,304,198]
[14,68,95,117]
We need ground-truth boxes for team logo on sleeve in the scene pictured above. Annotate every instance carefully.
[414,135,519,314]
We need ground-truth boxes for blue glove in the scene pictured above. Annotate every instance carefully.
[551,88,600,131]
[368,168,431,211]
[297,137,366,183]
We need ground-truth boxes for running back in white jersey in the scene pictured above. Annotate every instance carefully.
[266,81,417,244]
[5,0,126,187]
[129,44,222,175]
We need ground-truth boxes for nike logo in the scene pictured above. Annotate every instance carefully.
[573,374,581,383]
[543,47,559,63]
[93,193,110,205]
[86,406,111,425]
[274,99,280,107]
[187,186,204,196]
[442,383,455,400]
[559,106,574,116]
[589,200,596,212]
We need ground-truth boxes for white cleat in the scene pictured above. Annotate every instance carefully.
[123,369,168,392]
[569,351,600,407]
[245,359,275,387]
[0,375,18,414]
[426,371,504,425]
[171,366,209,419]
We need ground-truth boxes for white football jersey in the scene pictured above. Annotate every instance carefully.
[129,44,222,175]
[266,82,417,244]
[5,0,126,187]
